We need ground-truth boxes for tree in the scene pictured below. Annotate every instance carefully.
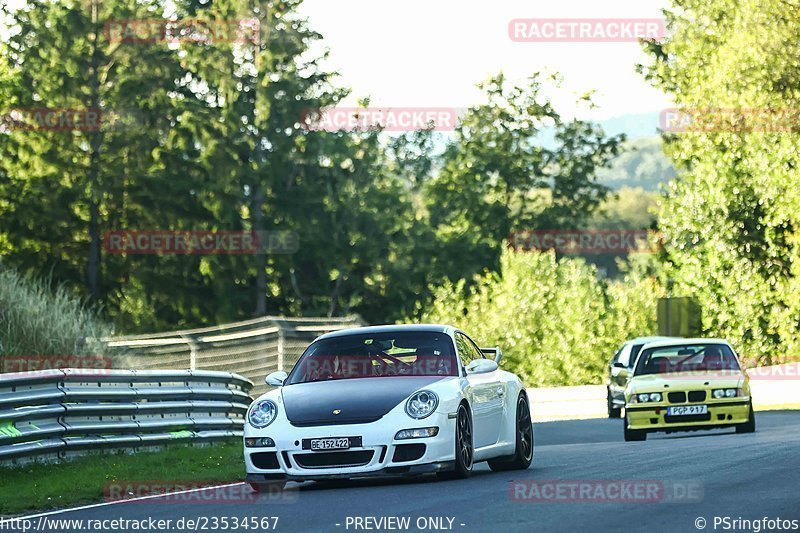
[172,1,436,324]
[426,73,623,283]
[0,0,218,333]
[415,248,661,386]
[641,0,800,365]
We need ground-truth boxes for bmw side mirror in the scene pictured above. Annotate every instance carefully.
[266,370,288,387]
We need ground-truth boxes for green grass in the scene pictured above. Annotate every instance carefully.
[0,442,244,516]
[0,265,113,359]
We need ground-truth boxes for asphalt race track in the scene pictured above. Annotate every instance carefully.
[16,411,800,533]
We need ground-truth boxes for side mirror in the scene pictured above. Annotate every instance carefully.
[466,359,499,375]
[266,370,288,387]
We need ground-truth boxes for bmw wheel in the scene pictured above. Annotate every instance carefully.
[607,390,622,418]
[735,402,756,434]
[624,412,647,442]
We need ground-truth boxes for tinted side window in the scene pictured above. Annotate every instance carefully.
[628,344,645,369]
[455,332,482,367]
[618,344,634,367]
[464,335,485,362]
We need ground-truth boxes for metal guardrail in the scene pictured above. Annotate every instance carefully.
[0,369,252,464]
[105,316,364,394]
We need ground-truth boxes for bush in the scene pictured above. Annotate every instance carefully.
[0,265,112,360]
[413,249,662,386]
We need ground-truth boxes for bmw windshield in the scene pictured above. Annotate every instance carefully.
[285,331,458,385]
[634,344,741,376]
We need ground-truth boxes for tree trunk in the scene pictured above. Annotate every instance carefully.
[87,0,102,303]
[253,183,267,316]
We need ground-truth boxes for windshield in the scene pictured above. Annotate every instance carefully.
[634,344,741,376]
[285,331,458,385]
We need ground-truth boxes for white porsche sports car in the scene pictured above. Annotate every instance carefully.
[244,324,534,490]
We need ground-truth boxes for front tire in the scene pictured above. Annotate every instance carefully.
[624,413,647,442]
[607,390,622,419]
[438,403,474,480]
[489,393,534,472]
[736,402,756,434]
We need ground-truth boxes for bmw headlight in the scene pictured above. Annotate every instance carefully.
[713,388,740,399]
[405,390,439,419]
[633,393,663,403]
[248,400,278,428]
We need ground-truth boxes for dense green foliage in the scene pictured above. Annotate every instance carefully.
[589,186,658,231]
[641,0,800,366]
[416,249,662,386]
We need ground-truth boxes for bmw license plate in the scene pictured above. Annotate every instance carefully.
[667,405,708,416]
[303,437,361,451]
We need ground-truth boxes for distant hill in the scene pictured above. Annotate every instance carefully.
[533,111,678,193]
[596,136,677,192]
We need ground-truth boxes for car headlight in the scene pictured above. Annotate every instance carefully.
[244,437,276,448]
[395,427,439,440]
[713,388,740,399]
[633,393,662,403]
[405,390,438,419]
[248,400,278,428]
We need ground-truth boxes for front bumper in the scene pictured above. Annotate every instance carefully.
[246,461,455,483]
[244,411,456,481]
[626,399,751,432]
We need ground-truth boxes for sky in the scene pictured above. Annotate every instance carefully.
[298,0,674,124]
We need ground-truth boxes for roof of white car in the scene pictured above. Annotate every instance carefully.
[317,324,453,340]
[627,336,675,345]
[640,338,731,350]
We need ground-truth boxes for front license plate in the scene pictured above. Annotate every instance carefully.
[667,405,708,416]
[303,437,362,451]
